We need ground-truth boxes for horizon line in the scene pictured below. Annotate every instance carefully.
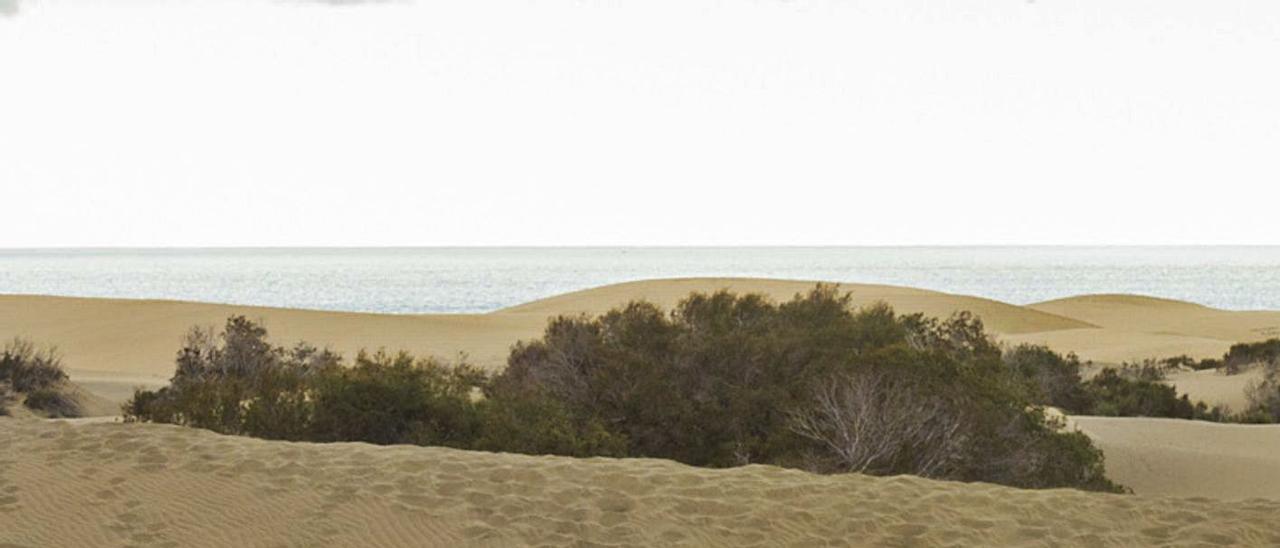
[4,244,1280,252]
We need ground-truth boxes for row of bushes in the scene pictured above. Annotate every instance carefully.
[1157,339,1280,375]
[1064,343,1280,424]
[1003,346,1229,421]
[125,288,1125,492]
[0,338,81,417]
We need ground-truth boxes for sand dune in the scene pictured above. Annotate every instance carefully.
[1001,328,1233,365]
[1073,416,1280,500]
[0,294,542,378]
[1030,294,1280,349]
[1163,367,1266,412]
[503,278,1095,335]
[2,418,1279,548]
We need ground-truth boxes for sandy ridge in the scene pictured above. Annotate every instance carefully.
[2,418,1279,548]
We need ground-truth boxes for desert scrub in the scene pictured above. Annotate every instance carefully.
[0,338,81,417]
[1,338,69,393]
[129,288,1126,494]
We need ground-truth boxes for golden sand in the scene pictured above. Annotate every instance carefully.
[2,418,1278,547]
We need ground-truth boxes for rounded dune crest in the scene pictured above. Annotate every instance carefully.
[499,277,1097,334]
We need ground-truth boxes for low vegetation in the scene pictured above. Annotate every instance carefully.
[1002,347,1234,422]
[1160,339,1280,375]
[0,338,81,417]
[126,287,1125,493]
[1240,358,1280,423]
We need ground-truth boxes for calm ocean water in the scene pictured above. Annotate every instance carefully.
[1,247,1278,313]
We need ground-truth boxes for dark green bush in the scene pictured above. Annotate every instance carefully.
[1159,355,1221,371]
[1150,340,1280,375]
[125,316,607,454]
[123,318,342,438]
[1003,344,1091,412]
[23,387,82,418]
[1,338,69,393]
[1003,345,1234,422]
[127,291,1125,493]
[308,350,483,446]
[1222,338,1280,374]
[496,286,1122,492]
[472,392,628,457]
[1,338,80,417]
[1082,368,1194,419]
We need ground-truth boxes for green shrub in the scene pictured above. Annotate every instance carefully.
[308,350,483,446]
[1,338,81,417]
[1003,344,1090,412]
[123,317,341,437]
[1159,355,1220,371]
[128,291,1126,493]
[1082,368,1194,419]
[1152,340,1280,375]
[1222,339,1280,374]
[472,392,628,457]
[23,387,82,418]
[0,338,68,393]
[498,286,1123,492]
[1002,346,1230,422]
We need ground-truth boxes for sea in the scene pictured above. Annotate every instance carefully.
[1,247,1278,313]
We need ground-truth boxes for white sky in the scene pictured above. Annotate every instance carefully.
[1,0,1278,247]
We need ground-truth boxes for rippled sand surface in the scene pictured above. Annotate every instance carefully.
[3,418,1279,547]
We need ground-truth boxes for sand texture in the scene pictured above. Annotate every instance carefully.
[3,417,1279,548]
[1073,416,1280,500]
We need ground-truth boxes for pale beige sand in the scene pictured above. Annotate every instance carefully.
[1162,367,1266,412]
[1073,416,1280,500]
[1029,294,1280,355]
[62,370,171,408]
[3,418,1279,548]
[1002,328,1235,364]
[0,294,543,377]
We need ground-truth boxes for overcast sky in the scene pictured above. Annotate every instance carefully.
[1,0,1277,247]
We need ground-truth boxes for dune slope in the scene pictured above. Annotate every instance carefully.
[1029,294,1280,352]
[2,418,1279,548]
[0,294,544,383]
[1072,416,1280,500]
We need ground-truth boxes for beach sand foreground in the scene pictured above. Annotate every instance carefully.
[2,418,1279,547]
